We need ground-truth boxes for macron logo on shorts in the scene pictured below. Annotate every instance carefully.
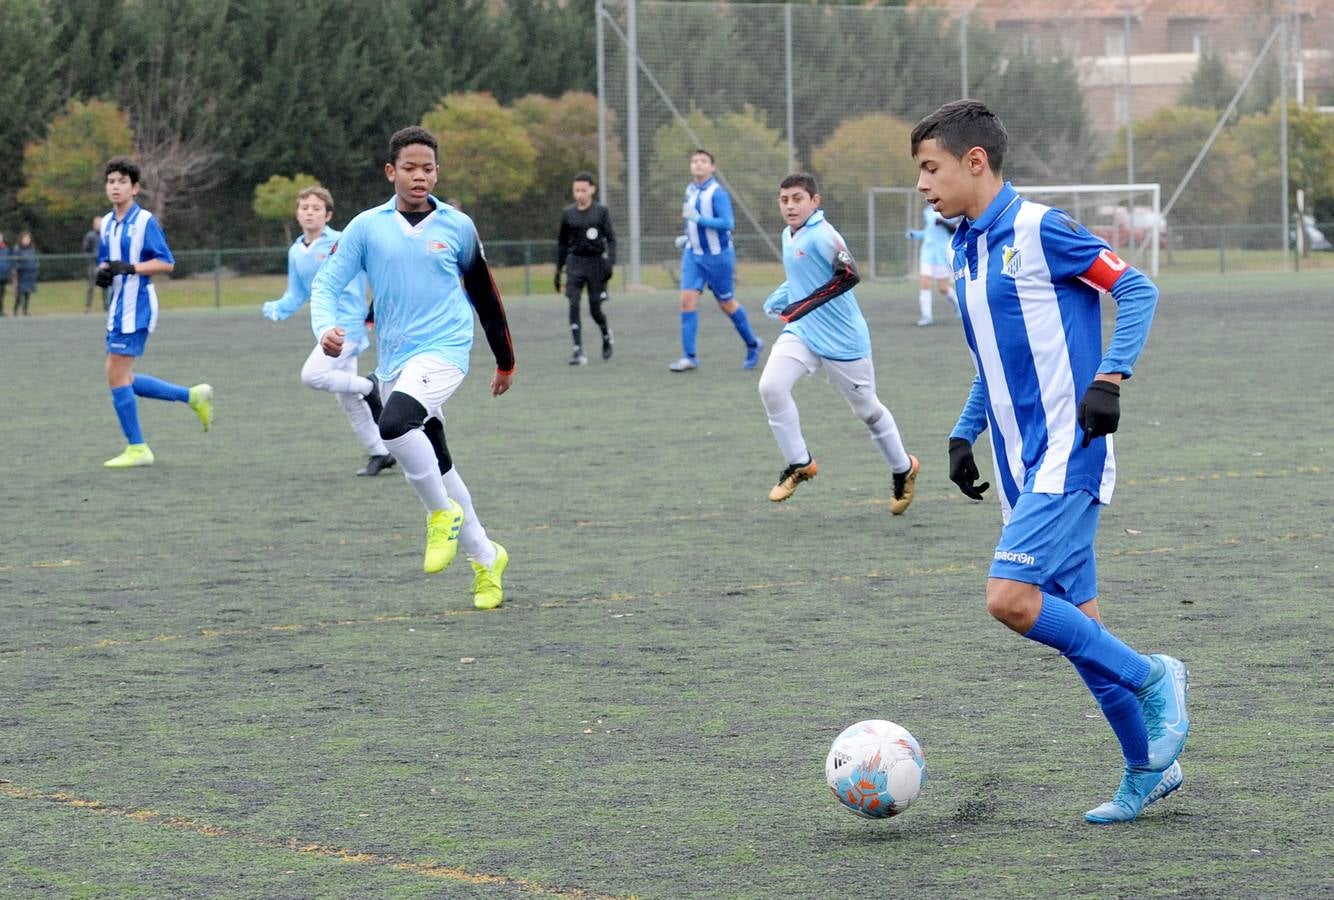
[994,549,1036,566]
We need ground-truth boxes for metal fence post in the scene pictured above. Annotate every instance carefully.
[214,251,222,307]
[524,242,533,296]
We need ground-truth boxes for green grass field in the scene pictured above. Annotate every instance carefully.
[2,272,1331,898]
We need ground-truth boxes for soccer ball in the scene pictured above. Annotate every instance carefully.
[825,719,926,819]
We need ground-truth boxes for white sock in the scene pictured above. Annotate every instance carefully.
[759,356,811,465]
[443,467,495,565]
[337,392,387,455]
[867,404,911,472]
[384,429,448,512]
[767,405,809,466]
[918,288,933,320]
[945,284,959,313]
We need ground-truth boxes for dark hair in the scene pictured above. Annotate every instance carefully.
[910,100,1007,174]
[689,148,715,164]
[779,173,819,196]
[105,156,141,185]
[389,126,438,164]
[572,171,596,186]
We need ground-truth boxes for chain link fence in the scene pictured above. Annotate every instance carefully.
[597,0,1334,283]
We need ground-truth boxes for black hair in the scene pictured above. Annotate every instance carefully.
[389,126,438,164]
[779,173,819,196]
[105,156,141,185]
[572,171,596,186]
[910,100,1007,174]
[689,148,715,164]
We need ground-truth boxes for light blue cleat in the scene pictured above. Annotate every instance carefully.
[1136,654,1190,771]
[743,337,764,370]
[1085,761,1183,824]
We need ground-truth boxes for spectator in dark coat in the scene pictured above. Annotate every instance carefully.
[0,232,10,315]
[13,231,38,316]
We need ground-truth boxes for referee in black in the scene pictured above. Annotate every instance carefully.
[554,172,616,365]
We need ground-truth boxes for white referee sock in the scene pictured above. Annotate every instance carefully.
[384,429,448,513]
[443,467,496,565]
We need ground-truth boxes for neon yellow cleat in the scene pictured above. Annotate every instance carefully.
[188,384,214,432]
[890,454,920,516]
[423,500,464,574]
[471,542,508,609]
[104,443,155,468]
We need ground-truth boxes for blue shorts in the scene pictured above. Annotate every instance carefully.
[106,328,150,357]
[989,490,1101,605]
[681,248,735,301]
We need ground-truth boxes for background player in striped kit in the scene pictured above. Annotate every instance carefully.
[669,149,763,372]
[311,127,515,609]
[759,173,919,515]
[906,206,961,326]
[97,157,212,469]
[912,99,1189,823]
[261,186,394,477]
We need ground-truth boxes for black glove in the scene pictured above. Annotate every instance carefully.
[554,270,562,293]
[1078,380,1121,448]
[95,268,115,288]
[106,260,136,276]
[948,437,990,501]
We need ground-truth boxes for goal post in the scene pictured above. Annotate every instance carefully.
[867,183,1161,279]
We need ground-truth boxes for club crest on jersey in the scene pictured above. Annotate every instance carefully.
[585,227,599,240]
[1001,245,1022,278]
[427,240,449,253]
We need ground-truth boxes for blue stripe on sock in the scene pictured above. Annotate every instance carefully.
[111,385,144,444]
[133,374,190,403]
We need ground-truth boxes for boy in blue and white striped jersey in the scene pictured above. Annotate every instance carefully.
[97,157,212,469]
[261,186,393,477]
[912,99,1188,824]
[669,149,762,372]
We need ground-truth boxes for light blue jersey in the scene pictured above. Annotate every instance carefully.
[100,203,174,335]
[271,226,369,352]
[310,195,486,380]
[768,210,871,361]
[683,177,733,255]
[948,183,1158,512]
[908,208,958,268]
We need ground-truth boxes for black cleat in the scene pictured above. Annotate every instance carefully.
[357,453,396,476]
[364,373,383,424]
[602,330,614,360]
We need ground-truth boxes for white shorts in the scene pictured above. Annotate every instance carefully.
[380,353,466,418]
[769,332,876,395]
[921,261,952,280]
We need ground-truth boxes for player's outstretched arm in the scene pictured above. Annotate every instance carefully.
[310,221,365,342]
[264,252,306,321]
[779,250,860,322]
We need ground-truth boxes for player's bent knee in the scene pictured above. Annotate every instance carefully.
[379,393,428,442]
[985,579,1036,630]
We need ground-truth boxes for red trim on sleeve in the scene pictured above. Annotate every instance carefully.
[1080,248,1130,292]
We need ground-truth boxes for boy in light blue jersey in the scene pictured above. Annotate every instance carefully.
[669,149,763,372]
[912,99,1188,823]
[97,157,212,468]
[906,206,961,326]
[311,127,516,609]
[758,173,919,514]
[261,185,393,477]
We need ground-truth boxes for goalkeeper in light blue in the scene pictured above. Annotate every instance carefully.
[261,186,393,477]
[912,100,1188,824]
[759,174,918,515]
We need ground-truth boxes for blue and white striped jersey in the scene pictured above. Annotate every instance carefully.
[949,183,1158,512]
[310,195,486,380]
[773,210,870,361]
[100,202,174,335]
[271,226,369,352]
[683,176,733,255]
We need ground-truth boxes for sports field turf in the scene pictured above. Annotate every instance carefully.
[2,272,1331,898]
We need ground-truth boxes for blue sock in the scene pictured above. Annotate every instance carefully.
[681,310,699,359]
[729,305,759,348]
[1075,665,1150,768]
[1024,596,1153,691]
[132,373,190,403]
[111,385,144,444]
